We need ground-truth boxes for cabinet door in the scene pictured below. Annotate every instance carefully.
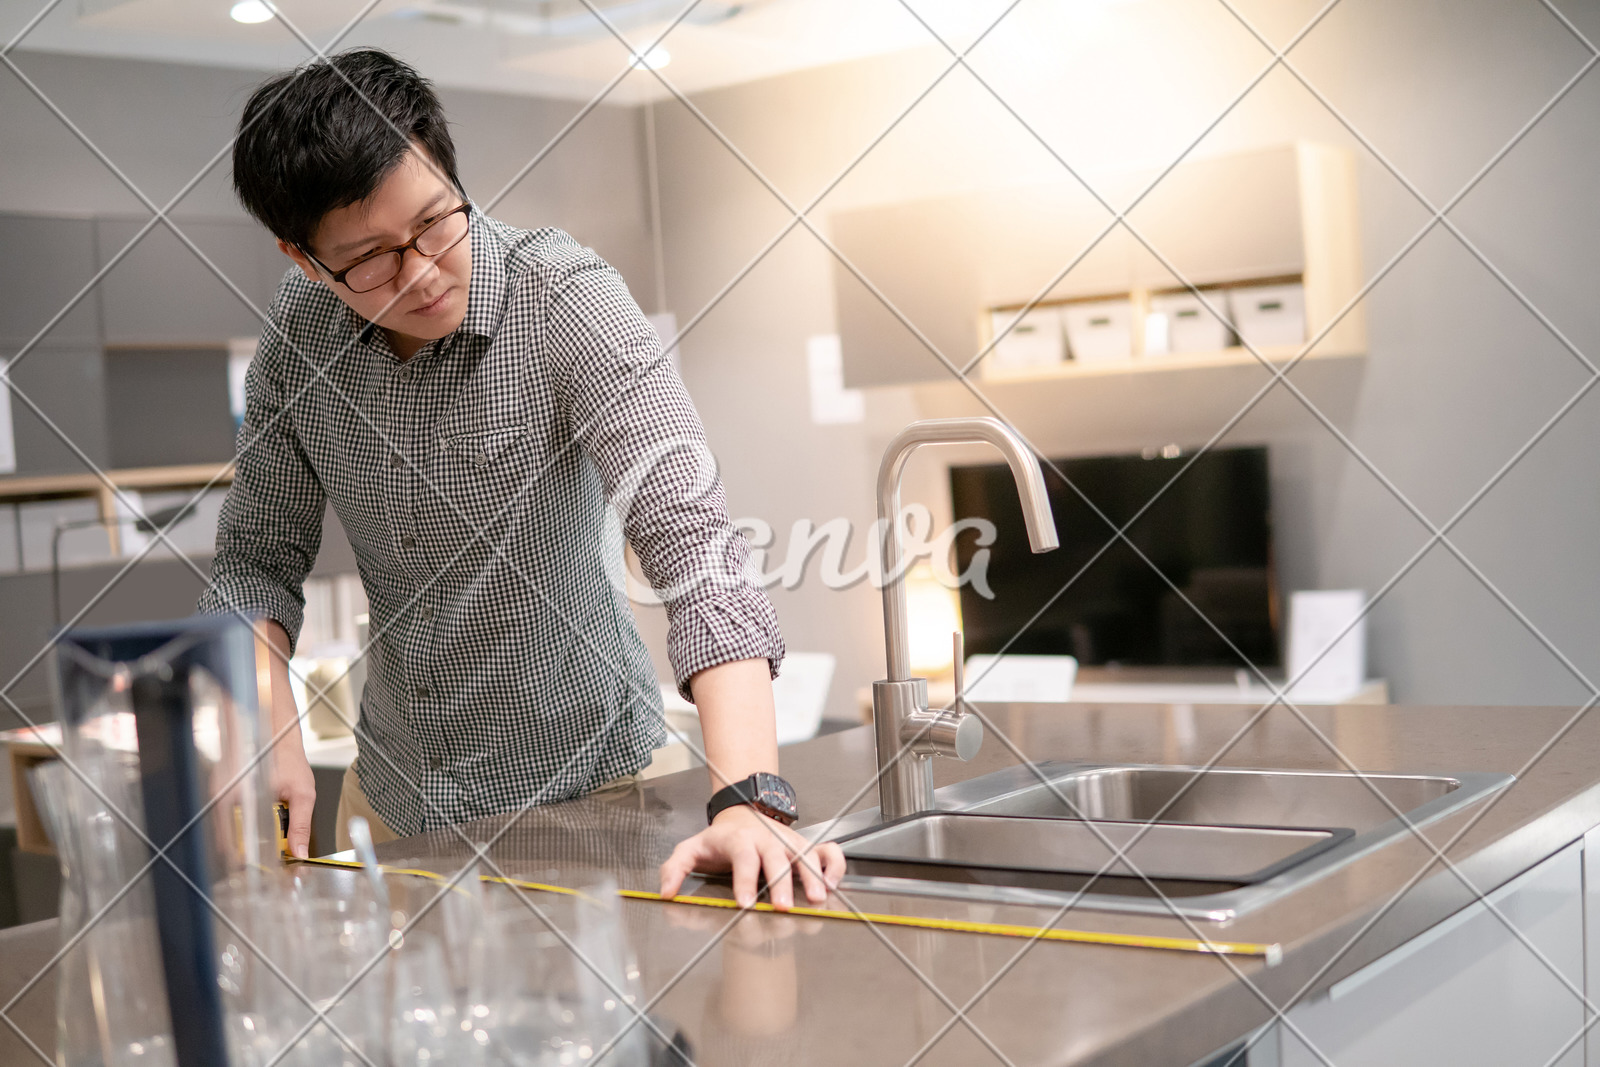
[96,217,278,345]
[2,345,109,475]
[0,214,102,347]
[1278,843,1585,1067]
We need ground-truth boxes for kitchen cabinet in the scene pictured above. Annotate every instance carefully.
[2,345,109,476]
[1271,842,1585,1066]
[95,216,279,345]
[829,143,1364,388]
[0,214,102,348]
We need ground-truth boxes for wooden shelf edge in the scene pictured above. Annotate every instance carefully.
[976,344,1365,384]
[0,462,235,501]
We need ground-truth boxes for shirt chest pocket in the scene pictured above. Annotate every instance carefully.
[440,425,525,469]
[431,378,545,530]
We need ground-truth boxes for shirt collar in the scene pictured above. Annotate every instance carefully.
[456,205,504,342]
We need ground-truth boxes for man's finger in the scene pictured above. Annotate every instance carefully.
[760,842,794,912]
[819,842,847,887]
[730,841,763,908]
[791,838,828,904]
[286,794,313,860]
[659,839,708,899]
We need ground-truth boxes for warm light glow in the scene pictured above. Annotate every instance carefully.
[905,562,962,676]
[230,1,274,24]
[631,45,671,70]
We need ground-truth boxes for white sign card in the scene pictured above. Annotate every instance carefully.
[0,365,15,474]
[1286,589,1367,700]
[806,334,864,425]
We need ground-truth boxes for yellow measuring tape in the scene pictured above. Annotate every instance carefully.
[288,856,1281,964]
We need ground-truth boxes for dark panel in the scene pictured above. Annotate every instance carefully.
[0,214,102,348]
[96,217,277,345]
[103,347,235,468]
[3,345,108,475]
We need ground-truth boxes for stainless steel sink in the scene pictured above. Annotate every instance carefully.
[819,762,1513,920]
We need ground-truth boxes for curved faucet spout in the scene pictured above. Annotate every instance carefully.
[877,417,1059,683]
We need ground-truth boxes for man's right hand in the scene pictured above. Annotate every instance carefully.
[263,620,316,859]
[272,741,317,859]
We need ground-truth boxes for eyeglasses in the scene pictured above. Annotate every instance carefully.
[305,201,472,294]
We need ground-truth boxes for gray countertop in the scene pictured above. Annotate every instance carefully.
[5,700,1600,1066]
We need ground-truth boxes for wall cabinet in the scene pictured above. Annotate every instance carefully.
[1268,842,1586,1066]
[95,216,281,345]
[829,143,1365,388]
[0,211,284,480]
[0,215,102,348]
[2,345,109,476]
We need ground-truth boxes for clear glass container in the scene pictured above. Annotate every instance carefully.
[51,616,275,1067]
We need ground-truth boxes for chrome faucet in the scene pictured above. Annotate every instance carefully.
[872,417,1060,821]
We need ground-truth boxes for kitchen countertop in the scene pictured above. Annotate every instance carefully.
[5,700,1600,1066]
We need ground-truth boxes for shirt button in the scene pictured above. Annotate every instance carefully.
[428,756,443,770]
[398,365,413,382]
[388,453,404,469]
[472,452,489,467]
[400,535,416,550]
[419,604,434,621]
[414,685,431,700]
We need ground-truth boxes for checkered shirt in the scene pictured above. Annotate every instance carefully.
[198,208,784,835]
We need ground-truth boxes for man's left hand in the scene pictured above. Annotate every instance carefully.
[658,805,845,910]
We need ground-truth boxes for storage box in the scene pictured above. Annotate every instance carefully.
[987,306,1065,372]
[17,498,109,571]
[1062,299,1134,364]
[1228,282,1306,349]
[1148,291,1233,354]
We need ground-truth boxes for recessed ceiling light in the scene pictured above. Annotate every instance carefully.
[230,1,275,24]
[631,45,671,70]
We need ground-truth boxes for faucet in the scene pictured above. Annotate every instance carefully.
[872,417,1060,822]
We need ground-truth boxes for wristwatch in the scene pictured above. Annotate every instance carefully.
[706,772,798,827]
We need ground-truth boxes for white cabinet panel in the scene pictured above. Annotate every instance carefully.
[1279,843,1585,1067]
[1584,825,1600,1067]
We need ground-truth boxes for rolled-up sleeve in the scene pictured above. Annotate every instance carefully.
[196,326,325,653]
[543,251,784,700]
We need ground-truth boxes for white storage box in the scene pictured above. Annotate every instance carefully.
[964,654,1078,704]
[1228,282,1306,349]
[18,497,109,571]
[1063,299,1134,364]
[987,306,1065,372]
[1148,291,1233,354]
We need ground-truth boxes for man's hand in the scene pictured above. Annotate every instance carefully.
[658,804,845,910]
[271,740,317,859]
[262,619,316,859]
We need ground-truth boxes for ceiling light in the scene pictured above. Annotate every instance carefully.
[230,1,274,23]
[631,45,670,70]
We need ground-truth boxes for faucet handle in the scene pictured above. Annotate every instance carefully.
[952,631,965,711]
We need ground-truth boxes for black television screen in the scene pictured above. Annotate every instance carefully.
[949,446,1278,668]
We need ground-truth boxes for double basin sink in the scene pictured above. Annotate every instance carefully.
[818,763,1513,920]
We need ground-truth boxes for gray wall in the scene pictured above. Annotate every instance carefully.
[642,0,1600,711]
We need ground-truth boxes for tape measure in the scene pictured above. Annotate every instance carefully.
[287,856,1281,964]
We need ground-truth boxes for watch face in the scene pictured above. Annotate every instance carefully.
[752,773,797,821]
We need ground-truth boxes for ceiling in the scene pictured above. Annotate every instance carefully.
[6,0,1027,104]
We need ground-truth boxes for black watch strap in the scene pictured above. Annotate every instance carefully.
[706,772,798,826]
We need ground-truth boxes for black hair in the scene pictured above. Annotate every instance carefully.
[232,48,463,252]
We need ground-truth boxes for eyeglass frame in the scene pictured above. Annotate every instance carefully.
[300,201,473,294]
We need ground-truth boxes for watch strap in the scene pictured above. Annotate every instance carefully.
[706,772,798,826]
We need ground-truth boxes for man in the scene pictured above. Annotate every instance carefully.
[199,48,843,909]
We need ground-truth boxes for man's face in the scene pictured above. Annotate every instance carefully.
[280,147,472,350]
